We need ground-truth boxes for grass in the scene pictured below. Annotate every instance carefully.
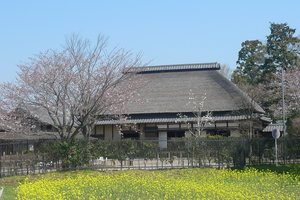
[0,164,300,199]
[2,186,17,200]
[0,173,50,200]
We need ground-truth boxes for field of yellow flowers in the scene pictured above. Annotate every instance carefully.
[14,167,300,200]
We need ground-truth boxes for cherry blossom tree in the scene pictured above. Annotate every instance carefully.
[265,67,300,136]
[177,89,213,137]
[0,35,143,139]
[267,67,300,117]
[284,68,300,112]
[235,83,268,137]
[0,96,32,132]
[0,108,21,132]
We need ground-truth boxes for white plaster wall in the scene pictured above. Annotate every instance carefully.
[230,129,241,137]
[159,131,167,148]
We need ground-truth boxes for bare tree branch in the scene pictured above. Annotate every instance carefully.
[0,35,144,139]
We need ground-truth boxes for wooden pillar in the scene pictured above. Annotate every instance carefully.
[112,125,114,140]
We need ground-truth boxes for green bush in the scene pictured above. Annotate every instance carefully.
[39,139,95,168]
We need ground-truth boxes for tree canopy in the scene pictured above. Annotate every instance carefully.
[266,23,300,71]
[232,23,300,85]
[0,35,143,139]
[232,23,300,134]
[232,40,266,85]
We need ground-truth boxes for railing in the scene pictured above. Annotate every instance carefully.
[0,137,300,177]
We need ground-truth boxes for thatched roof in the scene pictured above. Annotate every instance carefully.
[23,106,53,125]
[122,62,264,115]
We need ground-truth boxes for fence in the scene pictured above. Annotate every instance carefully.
[0,137,300,177]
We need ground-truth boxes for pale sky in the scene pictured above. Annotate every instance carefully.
[1,0,300,83]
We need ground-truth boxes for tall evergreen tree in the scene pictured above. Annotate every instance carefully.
[233,23,300,85]
[232,40,266,85]
[264,23,300,76]
[232,23,300,118]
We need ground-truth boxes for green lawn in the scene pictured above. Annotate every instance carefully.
[2,186,16,200]
[1,164,300,200]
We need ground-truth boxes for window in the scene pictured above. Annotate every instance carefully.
[167,131,185,138]
[121,131,140,139]
[207,129,230,137]
[145,132,158,138]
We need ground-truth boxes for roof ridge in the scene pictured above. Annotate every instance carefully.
[127,62,220,73]
[146,62,219,68]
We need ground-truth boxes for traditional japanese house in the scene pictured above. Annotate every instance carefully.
[93,62,269,144]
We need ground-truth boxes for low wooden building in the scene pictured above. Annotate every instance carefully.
[93,63,270,144]
[262,122,284,137]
